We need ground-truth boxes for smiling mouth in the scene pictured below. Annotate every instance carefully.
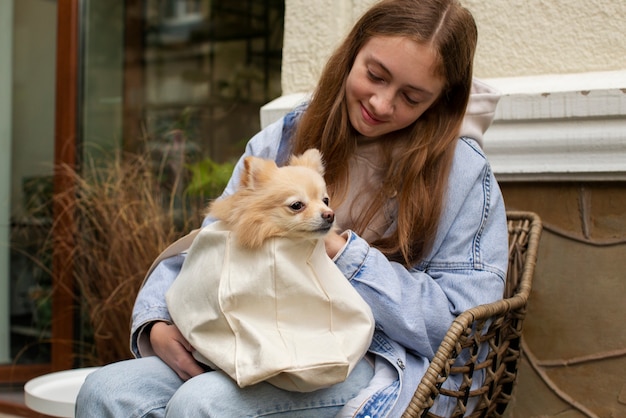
[360,104,383,125]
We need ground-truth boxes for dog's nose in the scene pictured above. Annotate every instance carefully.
[322,210,335,224]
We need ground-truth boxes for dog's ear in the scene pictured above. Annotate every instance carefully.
[240,156,277,189]
[288,148,325,176]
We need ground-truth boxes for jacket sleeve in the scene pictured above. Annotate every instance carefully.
[129,117,286,357]
[334,138,509,360]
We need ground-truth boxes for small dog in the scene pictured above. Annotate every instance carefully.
[208,148,335,248]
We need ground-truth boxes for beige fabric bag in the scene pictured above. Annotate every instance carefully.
[165,221,375,392]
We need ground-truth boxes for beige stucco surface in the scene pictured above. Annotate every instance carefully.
[282,0,626,93]
[465,0,626,78]
[282,0,375,93]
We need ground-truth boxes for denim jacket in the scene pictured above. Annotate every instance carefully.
[131,98,508,417]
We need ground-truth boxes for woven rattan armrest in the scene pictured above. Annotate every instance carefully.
[401,211,542,418]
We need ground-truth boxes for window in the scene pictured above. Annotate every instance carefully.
[0,2,284,407]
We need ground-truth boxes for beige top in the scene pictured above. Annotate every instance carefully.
[334,139,398,243]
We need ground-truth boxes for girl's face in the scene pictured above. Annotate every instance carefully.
[346,36,445,139]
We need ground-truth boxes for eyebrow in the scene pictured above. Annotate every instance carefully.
[371,59,435,98]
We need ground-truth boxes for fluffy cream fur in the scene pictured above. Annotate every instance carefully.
[208,149,335,249]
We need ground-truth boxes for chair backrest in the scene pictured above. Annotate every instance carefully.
[402,211,543,418]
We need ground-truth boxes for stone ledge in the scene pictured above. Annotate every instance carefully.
[484,70,626,181]
[260,70,626,181]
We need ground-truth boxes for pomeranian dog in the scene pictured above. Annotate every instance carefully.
[207,148,335,248]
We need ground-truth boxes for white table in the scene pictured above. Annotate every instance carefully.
[24,367,100,418]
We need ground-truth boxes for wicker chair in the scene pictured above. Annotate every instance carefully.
[402,211,543,418]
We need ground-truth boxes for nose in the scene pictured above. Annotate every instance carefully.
[369,89,394,117]
[322,210,335,224]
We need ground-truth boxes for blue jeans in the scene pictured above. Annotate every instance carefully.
[75,356,374,417]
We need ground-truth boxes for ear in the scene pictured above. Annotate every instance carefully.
[240,156,277,189]
[288,148,325,176]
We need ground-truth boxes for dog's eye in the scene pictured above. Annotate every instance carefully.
[323,197,330,206]
[289,202,304,211]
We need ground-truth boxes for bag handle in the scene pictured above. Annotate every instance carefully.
[140,229,201,288]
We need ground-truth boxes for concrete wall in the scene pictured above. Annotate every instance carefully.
[464,0,626,78]
[282,0,626,93]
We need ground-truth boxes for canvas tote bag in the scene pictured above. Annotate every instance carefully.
[165,221,375,392]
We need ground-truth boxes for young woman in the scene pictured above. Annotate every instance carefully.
[76,0,508,416]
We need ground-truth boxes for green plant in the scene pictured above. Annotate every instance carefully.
[185,157,235,199]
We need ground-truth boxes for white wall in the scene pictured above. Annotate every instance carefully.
[0,0,14,364]
[464,0,626,78]
[282,0,360,94]
[282,0,626,92]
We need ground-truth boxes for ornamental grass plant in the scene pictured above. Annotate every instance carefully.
[35,146,232,365]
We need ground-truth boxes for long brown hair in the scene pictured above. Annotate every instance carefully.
[292,0,477,267]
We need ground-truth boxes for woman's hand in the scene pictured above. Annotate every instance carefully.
[324,229,347,259]
[149,321,205,381]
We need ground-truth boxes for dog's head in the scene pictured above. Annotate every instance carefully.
[209,149,334,248]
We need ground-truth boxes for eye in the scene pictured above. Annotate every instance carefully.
[367,69,384,83]
[323,197,330,206]
[403,93,420,106]
[289,201,305,211]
